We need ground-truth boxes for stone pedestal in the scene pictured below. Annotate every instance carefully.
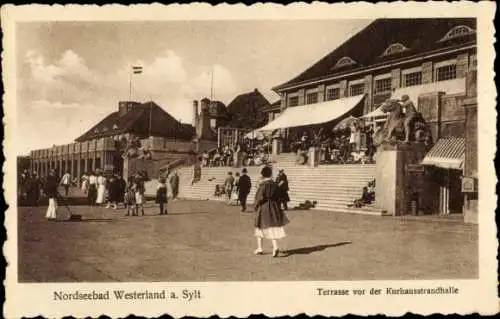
[122,157,129,180]
[272,138,281,157]
[375,143,429,216]
[233,151,241,168]
[308,147,319,168]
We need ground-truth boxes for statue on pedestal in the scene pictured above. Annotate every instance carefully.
[120,134,152,160]
[373,95,433,148]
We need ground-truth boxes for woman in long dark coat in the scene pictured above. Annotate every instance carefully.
[106,175,119,209]
[87,172,98,206]
[253,166,289,257]
[27,171,42,206]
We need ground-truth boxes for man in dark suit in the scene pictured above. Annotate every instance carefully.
[237,168,252,212]
[44,169,59,221]
[276,169,290,210]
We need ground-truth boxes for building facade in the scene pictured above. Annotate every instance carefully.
[29,101,197,178]
[272,18,477,219]
[274,19,476,128]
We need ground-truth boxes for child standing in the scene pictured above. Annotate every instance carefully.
[134,176,145,216]
[156,177,168,215]
[124,178,136,216]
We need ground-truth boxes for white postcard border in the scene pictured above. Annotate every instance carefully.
[2,2,498,317]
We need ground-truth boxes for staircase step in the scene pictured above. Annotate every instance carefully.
[169,161,379,215]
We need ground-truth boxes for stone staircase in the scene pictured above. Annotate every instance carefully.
[268,153,298,167]
[145,153,382,215]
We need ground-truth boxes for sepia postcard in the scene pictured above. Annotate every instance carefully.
[2,2,498,317]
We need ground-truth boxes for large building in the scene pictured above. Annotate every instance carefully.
[29,101,197,178]
[270,18,477,220]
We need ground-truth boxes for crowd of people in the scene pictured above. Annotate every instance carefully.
[284,123,378,165]
[18,169,44,206]
[18,166,183,220]
[201,140,271,168]
[211,167,290,213]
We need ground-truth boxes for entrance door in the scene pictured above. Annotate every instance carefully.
[113,154,124,175]
[448,169,464,214]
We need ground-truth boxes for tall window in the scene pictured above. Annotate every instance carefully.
[436,64,457,82]
[288,96,299,107]
[349,83,364,96]
[374,78,392,93]
[306,92,318,104]
[327,87,340,100]
[404,71,423,87]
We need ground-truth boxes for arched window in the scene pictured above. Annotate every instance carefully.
[439,25,475,42]
[102,126,108,132]
[113,124,118,130]
[334,56,356,68]
[382,43,409,56]
[94,128,99,133]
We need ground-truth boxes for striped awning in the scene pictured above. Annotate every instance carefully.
[421,137,465,170]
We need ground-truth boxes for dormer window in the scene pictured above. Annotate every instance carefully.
[94,128,99,133]
[334,56,356,68]
[113,124,119,130]
[439,25,475,42]
[103,126,108,132]
[382,43,409,56]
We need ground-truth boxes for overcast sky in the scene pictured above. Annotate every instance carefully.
[16,19,372,155]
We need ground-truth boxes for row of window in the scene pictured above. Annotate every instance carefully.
[94,124,119,134]
[333,25,475,69]
[288,62,465,106]
[33,158,102,174]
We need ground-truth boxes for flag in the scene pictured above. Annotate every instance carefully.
[132,65,143,74]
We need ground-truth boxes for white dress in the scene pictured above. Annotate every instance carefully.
[81,175,89,193]
[96,176,107,204]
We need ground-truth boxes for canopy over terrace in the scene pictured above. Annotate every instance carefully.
[248,94,366,136]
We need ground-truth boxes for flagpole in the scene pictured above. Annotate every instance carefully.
[210,67,214,101]
[129,66,132,101]
[149,99,153,137]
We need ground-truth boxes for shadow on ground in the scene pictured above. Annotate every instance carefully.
[168,211,210,216]
[284,242,352,256]
[51,218,118,223]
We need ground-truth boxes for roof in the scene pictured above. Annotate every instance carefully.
[75,101,195,142]
[208,100,229,119]
[421,137,465,170]
[274,18,476,91]
[226,89,271,129]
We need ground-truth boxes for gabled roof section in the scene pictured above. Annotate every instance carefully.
[75,101,194,142]
[226,89,271,129]
[274,18,476,91]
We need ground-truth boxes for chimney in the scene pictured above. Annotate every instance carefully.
[200,98,210,113]
[192,100,199,127]
[118,101,141,116]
